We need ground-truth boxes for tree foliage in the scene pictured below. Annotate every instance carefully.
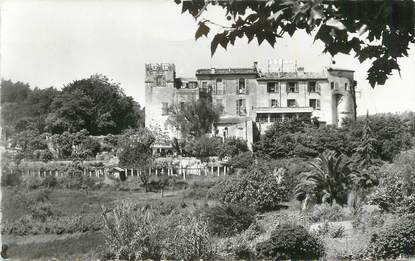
[256,224,325,260]
[295,150,353,206]
[211,162,289,212]
[1,80,59,139]
[184,136,222,158]
[118,128,156,191]
[254,114,413,162]
[177,0,414,87]
[167,98,222,139]
[46,74,142,135]
[218,137,249,159]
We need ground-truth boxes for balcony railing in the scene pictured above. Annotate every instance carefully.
[253,106,314,113]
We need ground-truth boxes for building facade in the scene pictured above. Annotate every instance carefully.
[145,62,357,148]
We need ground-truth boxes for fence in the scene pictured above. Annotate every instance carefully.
[5,164,229,181]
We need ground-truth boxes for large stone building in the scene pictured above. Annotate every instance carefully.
[145,62,357,149]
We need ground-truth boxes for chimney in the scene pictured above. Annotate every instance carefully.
[253,61,258,71]
[211,68,215,74]
[297,67,305,75]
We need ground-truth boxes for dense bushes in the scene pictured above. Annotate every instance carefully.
[2,214,102,236]
[253,114,413,161]
[256,224,325,260]
[308,203,347,222]
[218,137,249,159]
[183,178,217,200]
[368,150,415,212]
[364,214,415,259]
[101,201,215,260]
[204,204,255,237]
[210,164,289,212]
[1,172,22,187]
[225,151,254,170]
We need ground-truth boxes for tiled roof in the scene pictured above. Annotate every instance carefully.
[258,71,327,81]
[196,68,258,75]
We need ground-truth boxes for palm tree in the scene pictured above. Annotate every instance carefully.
[295,150,352,208]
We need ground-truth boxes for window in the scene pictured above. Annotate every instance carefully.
[267,82,279,93]
[202,81,207,89]
[236,99,246,116]
[161,102,169,115]
[345,82,349,90]
[156,75,165,86]
[180,102,185,110]
[216,78,224,95]
[270,114,283,122]
[256,113,268,123]
[237,78,247,94]
[331,82,335,90]
[287,99,297,107]
[308,82,317,93]
[270,99,279,108]
[309,99,320,110]
[287,82,299,93]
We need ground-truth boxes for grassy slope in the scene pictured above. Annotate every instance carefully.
[1,187,204,259]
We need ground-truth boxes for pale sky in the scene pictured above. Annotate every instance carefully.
[1,0,414,115]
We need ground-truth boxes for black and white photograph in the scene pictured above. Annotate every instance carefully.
[0,0,415,260]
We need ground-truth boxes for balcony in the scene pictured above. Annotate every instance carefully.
[253,106,314,114]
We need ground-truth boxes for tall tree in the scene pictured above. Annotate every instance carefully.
[354,113,377,169]
[177,0,414,87]
[167,98,222,138]
[46,74,143,135]
[118,128,156,192]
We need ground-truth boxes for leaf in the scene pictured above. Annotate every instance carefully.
[195,22,210,40]
[265,33,276,47]
[211,32,229,56]
[325,18,347,30]
[265,0,275,8]
[268,10,284,21]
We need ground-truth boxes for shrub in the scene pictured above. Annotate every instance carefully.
[162,214,216,260]
[146,200,187,216]
[234,242,255,260]
[396,194,415,214]
[314,222,345,238]
[352,206,385,231]
[218,137,249,159]
[1,172,22,187]
[256,224,325,260]
[102,201,215,260]
[309,203,347,222]
[225,151,254,170]
[21,175,42,189]
[210,163,289,212]
[42,175,57,188]
[364,214,415,259]
[2,214,103,236]
[184,178,217,200]
[204,204,256,237]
